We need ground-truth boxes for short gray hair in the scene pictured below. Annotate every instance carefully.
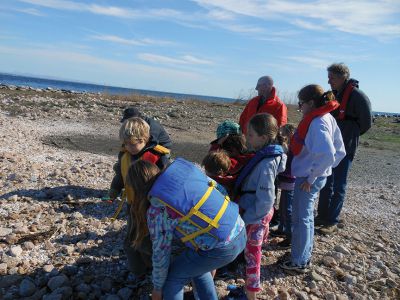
[257,76,274,87]
[327,63,350,80]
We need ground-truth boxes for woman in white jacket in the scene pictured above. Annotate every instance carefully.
[280,84,346,273]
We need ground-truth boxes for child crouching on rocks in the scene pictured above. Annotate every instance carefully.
[107,117,171,280]
[208,120,255,197]
[234,113,287,300]
[127,158,246,300]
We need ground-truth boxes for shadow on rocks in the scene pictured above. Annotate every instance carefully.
[0,185,107,202]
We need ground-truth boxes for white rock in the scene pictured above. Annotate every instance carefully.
[10,245,23,257]
[0,227,12,237]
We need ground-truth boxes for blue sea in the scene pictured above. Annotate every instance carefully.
[0,73,238,104]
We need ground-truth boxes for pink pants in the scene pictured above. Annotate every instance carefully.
[244,208,274,292]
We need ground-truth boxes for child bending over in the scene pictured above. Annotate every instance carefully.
[108,117,171,279]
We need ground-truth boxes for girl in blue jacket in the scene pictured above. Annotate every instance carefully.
[236,113,287,300]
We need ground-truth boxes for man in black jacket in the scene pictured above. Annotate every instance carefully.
[317,63,372,234]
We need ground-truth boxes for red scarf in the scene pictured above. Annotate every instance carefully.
[337,84,354,120]
[290,100,340,156]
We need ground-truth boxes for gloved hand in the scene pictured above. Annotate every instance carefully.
[102,189,119,202]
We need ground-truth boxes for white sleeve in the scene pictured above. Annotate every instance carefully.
[305,119,336,184]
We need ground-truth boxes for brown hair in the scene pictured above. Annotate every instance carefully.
[221,134,247,155]
[119,117,150,143]
[279,123,296,152]
[126,160,160,248]
[298,84,335,108]
[248,113,280,145]
[327,63,350,80]
[202,150,232,176]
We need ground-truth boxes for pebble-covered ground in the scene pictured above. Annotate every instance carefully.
[0,86,399,300]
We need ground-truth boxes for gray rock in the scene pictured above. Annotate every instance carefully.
[105,295,121,300]
[23,241,35,250]
[323,256,337,267]
[117,287,133,299]
[352,233,362,241]
[0,274,22,289]
[43,293,63,300]
[310,270,326,282]
[75,283,91,293]
[10,245,23,257]
[0,263,7,275]
[47,274,69,291]
[331,251,345,263]
[334,245,351,255]
[19,278,37,297]
[344,274,357,285]
[0,227,12,237]
[52,286,73,299]
[325,293,336,300]
[101,277,113,292]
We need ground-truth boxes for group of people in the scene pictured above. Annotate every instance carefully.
[106,63,372,300]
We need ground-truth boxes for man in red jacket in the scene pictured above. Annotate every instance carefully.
[239,76,287,134]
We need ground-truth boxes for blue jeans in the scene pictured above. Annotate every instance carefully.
[318,155,353,225]
[278,189,294,238]
[291,177,327,266]
[163,228,246,300]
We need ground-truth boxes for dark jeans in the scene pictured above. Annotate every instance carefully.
[278,189,294,239]
[317,154,353,225]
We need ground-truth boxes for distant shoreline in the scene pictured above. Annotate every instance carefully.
[0,72,241,105]
[1,73,399,116]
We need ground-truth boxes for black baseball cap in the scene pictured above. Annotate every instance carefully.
[120,107,142,122]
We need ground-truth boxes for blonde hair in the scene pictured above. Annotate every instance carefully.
[119,117,150,143]
[127,160,160,248]
[202,150,232,176]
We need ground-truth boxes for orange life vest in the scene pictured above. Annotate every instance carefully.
[290,101,340,156]
[337,84,354,120]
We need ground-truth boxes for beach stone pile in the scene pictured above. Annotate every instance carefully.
[0,87,399,299]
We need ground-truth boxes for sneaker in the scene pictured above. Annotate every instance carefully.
[280,260,310,274]
[318,224,338,235]
[276,238,291,250]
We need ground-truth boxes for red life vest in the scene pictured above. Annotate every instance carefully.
[338,84,354,120]
[290,101,340,156]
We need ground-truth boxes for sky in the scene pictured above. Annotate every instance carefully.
[0,0,400,113]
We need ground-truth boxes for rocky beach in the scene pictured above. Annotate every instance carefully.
[0,85,399,300]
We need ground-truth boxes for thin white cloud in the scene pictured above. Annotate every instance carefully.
[18,0,190,20]
[138,53,213,65]
[90,35,175,47]
[220,23,264,34]
[15,7,45,16]
[193,0,400,39]
[286,56,331,69]
[290,19,324,31]
[0,44,200,79]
